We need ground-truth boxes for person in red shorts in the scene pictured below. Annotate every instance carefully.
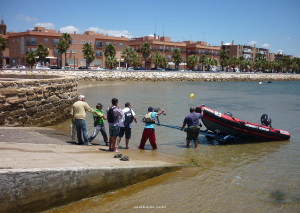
[138,107,165,150]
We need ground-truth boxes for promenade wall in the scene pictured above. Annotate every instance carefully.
[0,73,77,126]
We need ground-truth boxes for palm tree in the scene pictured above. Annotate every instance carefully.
[140,42,151,68]
[56,39,67,68]
[204,58,217,71]
[82,43,95,67]
[36,44,49,65]
[60,33,72,66]
[121,46,135,68]
[105,55,118,69]
[172,48,182,70]
[104,43,116,58]
[0,36,8,68]
[186,55,198,70]
[220,50,229,71]
[131,53,141,69]
[26,52,37,69]
[151,52,167,69]
[229,56,239,71]
[199,55,206,71]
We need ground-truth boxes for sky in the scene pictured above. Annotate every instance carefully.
[1,0,300,57]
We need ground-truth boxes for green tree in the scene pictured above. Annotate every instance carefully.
[204,58,217,71]
[199,55,206,71]
[229,56,239,70]
[220,50,229,71]
[140,42,151,68]
[60,33,72,66]
[121,46,135,68]
[26,52,37,69]
[131,53,141,69]
[82,43,95,67]
[105,55,118,69]
[56,39,67,68]
[104,43,116,58]
[0,36,8,67]
[151,52,167,69]
[186,55,198,70]
[36,43,49,65]
[172,48,182,70]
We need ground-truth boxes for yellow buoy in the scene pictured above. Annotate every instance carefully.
[190,93,195,98]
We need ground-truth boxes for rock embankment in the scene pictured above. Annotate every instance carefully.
[0,73,77,126]
[1,69,300,82]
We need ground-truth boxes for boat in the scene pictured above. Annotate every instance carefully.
[199,106,290,142]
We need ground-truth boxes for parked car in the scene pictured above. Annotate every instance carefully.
[35,64,50,69]
[78,66,89,69]
[95,67,107,70]
[127,67,134,70]
[11,65,26,69]
[116,67,126,70]
[49,65,60,69]
[134,67,147,70]
[61,66,72,70]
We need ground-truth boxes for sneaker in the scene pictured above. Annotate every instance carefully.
[84,143,93,146]
[114,154,122,158]
[105,142,109,146]
[120,156,129,161]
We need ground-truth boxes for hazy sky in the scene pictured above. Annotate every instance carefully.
[1,0,300,57]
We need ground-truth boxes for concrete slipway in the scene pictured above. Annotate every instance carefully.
[0,127,184,213]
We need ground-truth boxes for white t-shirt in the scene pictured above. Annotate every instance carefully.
[119,107,136,128]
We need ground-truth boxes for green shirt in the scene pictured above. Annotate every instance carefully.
[93,108,105,125]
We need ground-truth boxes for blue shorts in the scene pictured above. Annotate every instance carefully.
[109,126,120,137]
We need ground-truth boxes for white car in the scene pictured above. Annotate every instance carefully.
[95,67,107,70]
[127,67,134,70]
[11,65,26,69]
[35,64,50,69]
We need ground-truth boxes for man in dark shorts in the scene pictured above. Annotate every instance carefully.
[181,107,203,148]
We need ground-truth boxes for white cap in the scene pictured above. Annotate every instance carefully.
[78,95,85,100]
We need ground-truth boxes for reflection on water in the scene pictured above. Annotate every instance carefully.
[48,81,300,212]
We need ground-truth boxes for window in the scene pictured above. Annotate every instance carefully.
[96,50,103,57]
[54,49,59,55]
[27,38,37,45]
[54,39,59,45]
[66,50,71,53]
[96,41,102,48]
[89,41,94,45]
[44,38,48,43]
[119,43,123,46]
[72,40,76,44]
[72,49,76,53]
[106,42,112,46]
[81,40,86,44]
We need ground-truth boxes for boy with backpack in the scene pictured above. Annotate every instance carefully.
[107,98,123,152]
[138,107,165,150]
[116,102,137,149]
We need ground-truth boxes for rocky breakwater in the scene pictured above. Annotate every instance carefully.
[6,70,300,82]
[0,73,78,126]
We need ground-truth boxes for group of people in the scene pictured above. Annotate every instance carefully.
[70,95,203,152]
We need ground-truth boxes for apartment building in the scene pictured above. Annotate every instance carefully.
[221,41,272,61]
[128,34,187,69]
[6,26,129,67]
[186,41,220,70]
[0,18,9,66]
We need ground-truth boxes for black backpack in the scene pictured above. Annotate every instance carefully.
[124,109,133,127]
[107,106,116,123]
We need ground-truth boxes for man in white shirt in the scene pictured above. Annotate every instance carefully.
[116,102,137,149]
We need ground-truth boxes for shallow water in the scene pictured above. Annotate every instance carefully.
[48,80,300,213]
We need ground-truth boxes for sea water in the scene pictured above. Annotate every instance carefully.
[49,80,300,213]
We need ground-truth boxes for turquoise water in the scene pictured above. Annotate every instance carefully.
[51,80,300,213]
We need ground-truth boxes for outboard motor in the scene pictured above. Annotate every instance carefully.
[261,114,272,127]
